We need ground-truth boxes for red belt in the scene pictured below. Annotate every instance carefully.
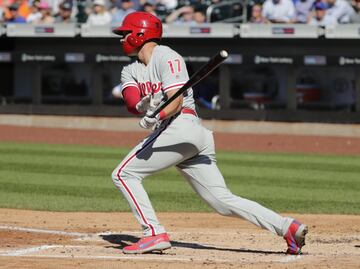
[181,108,197,117]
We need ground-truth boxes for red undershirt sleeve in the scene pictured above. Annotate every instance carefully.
[122,86,142,115]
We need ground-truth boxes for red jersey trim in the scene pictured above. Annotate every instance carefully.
[163,82,186,93]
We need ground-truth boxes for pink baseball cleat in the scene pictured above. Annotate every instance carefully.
[284,220,308,255]
[123,233,172,254]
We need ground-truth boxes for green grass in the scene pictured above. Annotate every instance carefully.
[0,142,359,214]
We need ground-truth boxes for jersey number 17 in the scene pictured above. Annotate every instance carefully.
[167,59,181,74]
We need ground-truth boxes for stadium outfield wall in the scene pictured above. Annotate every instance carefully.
[0,23,360,123]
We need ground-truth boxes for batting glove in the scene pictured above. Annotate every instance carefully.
[139,112,160,129]
[135,94,151,113]
[149,95,162,111]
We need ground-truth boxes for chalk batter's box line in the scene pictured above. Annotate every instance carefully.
[0,244,224,262]
[0,246,303,264]
[0,225,88,237]
[0,225,269,237]
[0,225,305,264]
[0,244,299,264]
[0,245,59,256]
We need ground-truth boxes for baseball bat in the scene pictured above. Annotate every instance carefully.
[148,50,229,118]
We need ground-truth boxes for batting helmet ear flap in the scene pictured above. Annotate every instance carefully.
[127,32,145,47]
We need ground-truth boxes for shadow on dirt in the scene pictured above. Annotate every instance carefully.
[100,234,284,255]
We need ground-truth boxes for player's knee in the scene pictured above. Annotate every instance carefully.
[111,165,128,180]
[111,168,120,185]
[111,166,137,184]
[111,169,121,189]
[111,167,131,191]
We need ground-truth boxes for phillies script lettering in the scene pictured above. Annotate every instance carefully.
[138,82,162,96]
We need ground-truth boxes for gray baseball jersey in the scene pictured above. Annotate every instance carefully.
[112,45,294,237]
[121,45,195,112]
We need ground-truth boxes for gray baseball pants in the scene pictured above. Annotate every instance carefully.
[111,113,293,237]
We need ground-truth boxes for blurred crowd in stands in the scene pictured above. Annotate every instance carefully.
[252,0,360,25]
[0,0,359,25]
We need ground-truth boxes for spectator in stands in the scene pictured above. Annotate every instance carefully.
[110,0,141,12]
[111,0,136,24]
[235,1,245,18]
[193,6,206,23]
[0,0,10,8]
[26,0,42,23]
[293,0,315,23]
[1,0,30,21]
[324,0,355,23]
[308,1,337,25]
[158,0,178,11]
[142,0,158,17]
[262,0,296,23]
[33,1,55,23]
[5,3,26,23]
[13,0,31,19]
[165,5,196,24]
[350,0,360,22]
[250,4,268,23]
[54,0,74,22]
[45,0,59,14]
[76,0,92,23]
[0,2,6,22]
[0,1,10,21]
[87,0,112,25]
[0,4,5,22]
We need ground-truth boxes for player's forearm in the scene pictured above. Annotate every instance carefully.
[160,94,183,119]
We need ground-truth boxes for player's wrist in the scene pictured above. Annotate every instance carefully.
[159,110,166,120]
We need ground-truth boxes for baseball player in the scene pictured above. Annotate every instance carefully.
[111,12,308,255]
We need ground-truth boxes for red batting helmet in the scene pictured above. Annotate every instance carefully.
[113,12,163,56]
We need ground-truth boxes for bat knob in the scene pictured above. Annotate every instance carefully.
[220,50,229,59]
